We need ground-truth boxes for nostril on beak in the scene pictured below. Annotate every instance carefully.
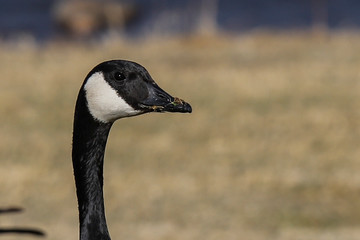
[157,92,172,102]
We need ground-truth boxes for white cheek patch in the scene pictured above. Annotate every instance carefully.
[84,72,141,123]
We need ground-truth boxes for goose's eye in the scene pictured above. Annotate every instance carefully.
[114,72,126,81]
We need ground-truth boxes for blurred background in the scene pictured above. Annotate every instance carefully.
[1,0,360,40]
[1,0,360,240]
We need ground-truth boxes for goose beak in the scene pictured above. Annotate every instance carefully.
[139,83,192,113]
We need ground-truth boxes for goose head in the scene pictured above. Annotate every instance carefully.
[82,60,192,123]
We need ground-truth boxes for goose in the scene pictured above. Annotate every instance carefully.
[72,60,192,240]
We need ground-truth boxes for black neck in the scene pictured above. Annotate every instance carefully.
[72,90,112,240]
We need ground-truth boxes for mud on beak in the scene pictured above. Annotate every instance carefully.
[139,82,192,113]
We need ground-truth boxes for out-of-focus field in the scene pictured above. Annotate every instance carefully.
[1,32,360,240]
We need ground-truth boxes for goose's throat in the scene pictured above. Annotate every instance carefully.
[72,111,112,240]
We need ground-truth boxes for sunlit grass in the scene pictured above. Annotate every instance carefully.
[1,32,360,240]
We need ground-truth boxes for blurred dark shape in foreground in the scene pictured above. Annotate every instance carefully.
[52,0,138,39]
[0,207,46,237]
[0,207,23,214]
[0,228,45,236]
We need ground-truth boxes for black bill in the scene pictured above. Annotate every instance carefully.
[139,83,192,113]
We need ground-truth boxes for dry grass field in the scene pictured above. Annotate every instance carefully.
[1,32,360,240]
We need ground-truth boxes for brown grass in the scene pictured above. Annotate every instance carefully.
[1,32,360,240]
